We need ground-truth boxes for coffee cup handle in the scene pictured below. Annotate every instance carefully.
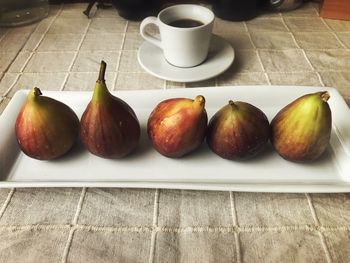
[140,16,162,49]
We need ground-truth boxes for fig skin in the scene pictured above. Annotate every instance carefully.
[80,61,140,158]
[147,95,207,158]
[206,100,270,160]
[15,87,80,160]
[271,91,332,162]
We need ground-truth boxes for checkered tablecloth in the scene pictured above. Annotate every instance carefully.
[0,2,350,262]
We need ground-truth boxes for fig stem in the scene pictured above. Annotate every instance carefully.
[194,95,205,107]
[98,60,107,82]
[228,100,238,110]
[321,91,330,102]
[33,87,42,97]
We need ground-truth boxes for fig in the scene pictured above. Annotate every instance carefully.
[147,95,207,158]
[206,100,270,160]
[80,61,140,158]
[271,91,332,162]
[15,87,80,160]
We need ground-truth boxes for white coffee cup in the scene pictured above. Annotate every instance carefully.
[140,4,215,68]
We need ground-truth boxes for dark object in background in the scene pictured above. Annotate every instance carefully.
[0,0,49,27]
[212,0,304,21]
[83,0,112,18]
[265,0,303,12]
[111,0,161,21]
[212,0,262,21]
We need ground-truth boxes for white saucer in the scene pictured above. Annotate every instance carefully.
[137,35,235,83]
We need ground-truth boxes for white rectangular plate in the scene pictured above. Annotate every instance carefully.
[1,86,350,192]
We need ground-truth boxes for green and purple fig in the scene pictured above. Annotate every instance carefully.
[15,87,80,160]
[147,95,207,158]
[271,91,332,162]
[206,100,270,160]
[80,61,140,158]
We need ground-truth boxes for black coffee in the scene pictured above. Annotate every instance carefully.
[168,19,204,28]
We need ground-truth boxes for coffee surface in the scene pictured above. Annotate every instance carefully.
[168,19,204,28]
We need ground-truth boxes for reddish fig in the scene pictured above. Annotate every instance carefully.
[206,100,270,160]
[15,87,79,160]
[148,95,207,158]
[80,61,140,158]
[271,91,332,162]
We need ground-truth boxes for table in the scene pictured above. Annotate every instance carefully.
[0,2,350,262]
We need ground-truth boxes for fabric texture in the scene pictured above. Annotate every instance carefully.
[0,2,350,262]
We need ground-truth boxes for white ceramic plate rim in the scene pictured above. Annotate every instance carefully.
[1,86,350,192]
